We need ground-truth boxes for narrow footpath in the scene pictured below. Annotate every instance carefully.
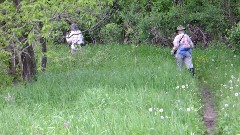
[200,85,217,135]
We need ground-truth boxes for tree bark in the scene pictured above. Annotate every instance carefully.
[39,22,47,71]
[40,37,47,71]
[175,0,184,6]
[228,0,234,26]
[8,46,17,76]
[21,42,37,81]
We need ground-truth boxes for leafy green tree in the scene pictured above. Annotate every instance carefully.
[0,0,114,82]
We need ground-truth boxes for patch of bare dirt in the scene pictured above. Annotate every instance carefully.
[201,86,217,135]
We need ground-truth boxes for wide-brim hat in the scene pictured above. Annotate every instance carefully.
[176,25,185,31]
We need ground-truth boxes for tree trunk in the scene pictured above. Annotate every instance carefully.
[175,0,184,6]
[39,22,47,71]
[21,42,37,81]
[4,45,17,76]
[40,37,47,71]
[228,0,234,26]
[12,0,37,81]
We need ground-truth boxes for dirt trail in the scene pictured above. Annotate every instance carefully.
[200,85,217,135]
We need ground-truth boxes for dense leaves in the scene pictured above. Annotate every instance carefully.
[228,23,240,52]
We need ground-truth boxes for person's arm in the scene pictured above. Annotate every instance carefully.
[171,35,180,55]
[66,32,73,45]
[187,35,194,48]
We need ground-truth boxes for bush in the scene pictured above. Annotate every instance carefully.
[100,23,122,44]
[0,50,13,89]
[207,40,227,49]
[228,23,240,52]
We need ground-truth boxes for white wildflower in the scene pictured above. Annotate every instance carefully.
[231,75,235,79]
[224,104,229,107]
[181,85,185,89]
[160,116,164,120]
[235,93,239,97]
[229,80,233,83]
[5,93,15,102]
[159,108,164,113]
[176,86,180,89]
[230,87,233,90]
[235,85,239,87]
[187,108,191,112]
[212,59,215,62]
[149,108,153,112]
[231,64,233,67]
[234,55,236,58]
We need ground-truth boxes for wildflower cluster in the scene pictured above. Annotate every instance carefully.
[176,84,189,90]
[148,107,168,120]
[221,75,240,96]
[4,93,15,102]
[218,74,240,134]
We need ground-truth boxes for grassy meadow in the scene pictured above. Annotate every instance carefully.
[0,44,205,134]
[194,45,240,135]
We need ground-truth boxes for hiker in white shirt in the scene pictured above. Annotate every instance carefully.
[171,25,195,76]
[66,23,85,54]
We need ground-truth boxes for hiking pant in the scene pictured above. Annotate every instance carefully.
[175,51,193,69]
[71,45,84,54]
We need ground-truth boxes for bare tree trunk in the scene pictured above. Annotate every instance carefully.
[228,0,234,26]
[4,45,16,76]
[40,37,47,71]
[21,42,37,81]
[174,0,184,6]
[39,22,47,71]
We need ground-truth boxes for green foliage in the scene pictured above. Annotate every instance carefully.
[207,40,228,49]
[100,23,122,43]
[0,50,13,89]
[228,23,240,52]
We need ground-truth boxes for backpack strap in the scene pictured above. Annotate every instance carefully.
[179,34,185,46]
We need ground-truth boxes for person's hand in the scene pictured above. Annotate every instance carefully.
[171,50,175,55]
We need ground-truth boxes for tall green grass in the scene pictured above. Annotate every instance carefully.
[195,47,240,134]
[0,44,204,134]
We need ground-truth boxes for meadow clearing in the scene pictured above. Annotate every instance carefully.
[0,44,239,134]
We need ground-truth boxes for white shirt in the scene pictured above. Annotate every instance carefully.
[173,33,194,49]
[66,30,84,49]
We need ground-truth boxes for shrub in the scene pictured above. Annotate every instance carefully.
[100,23,122,44]
[0,50,13,89]
[228,23,240,52]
